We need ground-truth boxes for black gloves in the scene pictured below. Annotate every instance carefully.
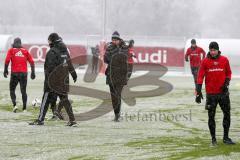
[30,65,36,80]
[3,64,9,78]
[4,64,36,79]
[185,57,189,62]
[221,78,230,94]
[195,84,203,104]
[71,72,77,83]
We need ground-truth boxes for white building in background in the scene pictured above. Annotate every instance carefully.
[0,34,13,68]
[0,34,12,53]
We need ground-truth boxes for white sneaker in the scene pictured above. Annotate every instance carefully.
[13,106,18,113]
[23,109,27,113]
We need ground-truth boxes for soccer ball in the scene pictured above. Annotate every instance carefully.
[32,98,41,108]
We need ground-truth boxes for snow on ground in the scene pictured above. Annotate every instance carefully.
[0,71,240,160]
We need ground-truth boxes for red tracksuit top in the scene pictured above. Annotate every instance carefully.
[5,48,34,73]
[197,54,232,94]
[185,46,206,67]
[128,47,134,64]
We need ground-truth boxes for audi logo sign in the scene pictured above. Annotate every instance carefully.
[23,44,87,65]
[23,44,184,67]
[28,45,49,62]
[132,47,184,67]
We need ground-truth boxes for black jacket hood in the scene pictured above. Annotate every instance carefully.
[53,40,68,52]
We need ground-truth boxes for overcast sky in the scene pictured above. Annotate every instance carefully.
[0,0,239,42]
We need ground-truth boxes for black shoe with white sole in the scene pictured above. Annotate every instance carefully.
[66,121,77,127]
[223,138,236,145]
[13,106,18,113]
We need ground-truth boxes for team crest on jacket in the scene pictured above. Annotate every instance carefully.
[15,51,24,57]
[214,62,219,66]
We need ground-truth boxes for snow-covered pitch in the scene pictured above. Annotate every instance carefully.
[0,72,240,160]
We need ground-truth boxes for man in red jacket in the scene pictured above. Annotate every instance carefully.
[185,39,206,90]
[196,41,235,146]
[127,39,135,80]
[3,38,35,113]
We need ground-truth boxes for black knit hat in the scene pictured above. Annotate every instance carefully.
[48,33,61,43]
[209,41,219,50]
[191,39,196,44]
[12,37,22,48]
[112,31,121,40]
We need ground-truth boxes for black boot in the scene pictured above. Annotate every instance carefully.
[223,137,236,145]
[114,113,120,122]
[211,137,217,146]
[29,119,44,125]
[66,121,77,127]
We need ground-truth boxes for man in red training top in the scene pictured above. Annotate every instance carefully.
[185,39,206,90]
[196,41,235,146]
[127,39,135,80]
[3,38,35,113]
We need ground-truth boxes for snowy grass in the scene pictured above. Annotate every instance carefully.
[0,73,240,160]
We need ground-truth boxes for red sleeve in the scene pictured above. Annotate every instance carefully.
[225,58,232,80]
[26,50,35,66]
[185,48,190,61]
[5,49,12,65]
[201,48,206,59]
[197,60,206,84]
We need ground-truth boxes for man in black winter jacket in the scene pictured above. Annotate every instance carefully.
[29,33,77,126]
[104,31,129,122]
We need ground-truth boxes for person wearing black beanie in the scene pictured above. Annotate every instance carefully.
[48,33,61,43]
[29,33,77,126]
[209,41,219,50]
[12,37,22,48]
[195,41,235,146]
[208,41,220,59]
[104,31,129,122]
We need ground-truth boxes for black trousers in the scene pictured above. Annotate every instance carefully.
[91,56,99,74]
[191,67,199,89]
[10,73,28,110]
[38,92,75,122]
[50,96,57,115]
[205,94,231,139]
[109,84,124,115]
[127,63,133,80]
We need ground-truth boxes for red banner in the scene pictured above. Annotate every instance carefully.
[23,44,184,67]
[133,47,184,67]
[23,44,87,65]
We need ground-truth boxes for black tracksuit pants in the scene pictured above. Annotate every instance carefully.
[91,55,99,74]
[38,92,75,122]
[50,97,57,115]
[205,94,231,140]
[127,63,133,80]
[10,73,28,110]
[109,84,124,115]
[191,67,199,89]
